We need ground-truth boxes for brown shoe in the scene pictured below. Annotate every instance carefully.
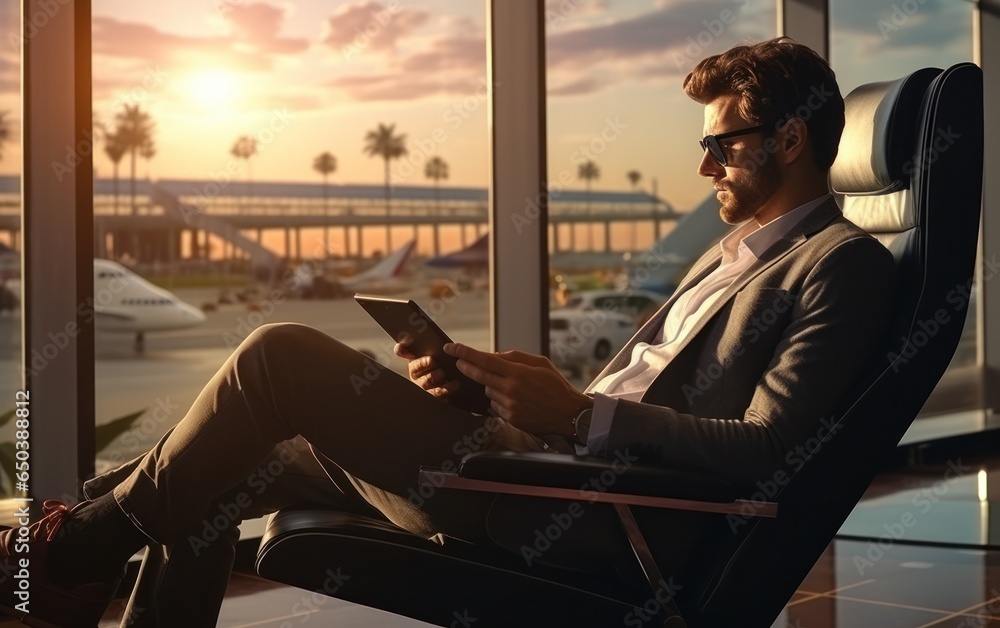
[0,500,122,627]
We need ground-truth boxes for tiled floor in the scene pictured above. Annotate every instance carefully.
[77,540,1000,627]
[4,455,1000,626]
[773,542,1000,627]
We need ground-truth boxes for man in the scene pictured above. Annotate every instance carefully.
[1,37,893,626]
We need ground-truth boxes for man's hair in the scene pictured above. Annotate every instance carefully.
[683,37,845,172]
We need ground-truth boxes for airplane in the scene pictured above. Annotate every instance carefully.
[0,258,207,351]
[92,259,207,351]
[624,191,731,296]
[425,233,488,270]
[423,234,489,292]
[326,239,417,296]
[420,197,727,298]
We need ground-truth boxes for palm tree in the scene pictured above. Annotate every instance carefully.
[313,152,337,258]
[627,170,641,190]
[103,130,128,213]
[364,123,408,253]
[231,136,258,203]
[577,160,600,251]
[425,156,449,256]
[626,170,641,251]
[139,138,156,179]
[114,104,155,214]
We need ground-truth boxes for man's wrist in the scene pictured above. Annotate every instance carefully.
[572,408,594,446]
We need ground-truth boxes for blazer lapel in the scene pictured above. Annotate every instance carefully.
[584,255,722,391]
[585,197,843,393]
[647,197,843,365]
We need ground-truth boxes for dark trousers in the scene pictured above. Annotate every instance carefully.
[82,323,700,627]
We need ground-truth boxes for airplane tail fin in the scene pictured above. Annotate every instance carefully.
[355,239,416,281]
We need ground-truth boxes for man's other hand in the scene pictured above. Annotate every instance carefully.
[444,342,593,436]
[393,335,461,400]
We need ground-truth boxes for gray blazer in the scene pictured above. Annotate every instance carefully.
[591,197,896,489]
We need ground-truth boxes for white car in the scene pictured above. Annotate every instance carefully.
[560,289,666,326]
[549,309,636,377]
[549,289,667,377]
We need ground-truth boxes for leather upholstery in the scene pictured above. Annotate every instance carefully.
[831,67,941,198]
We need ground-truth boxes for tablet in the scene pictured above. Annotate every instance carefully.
[354,294,491,414]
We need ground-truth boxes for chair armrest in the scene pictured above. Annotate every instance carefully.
[418,451,777,518]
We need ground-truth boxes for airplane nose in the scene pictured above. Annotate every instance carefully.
[182,302,207,323]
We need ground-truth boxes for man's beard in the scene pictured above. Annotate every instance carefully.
[717,157,781,225]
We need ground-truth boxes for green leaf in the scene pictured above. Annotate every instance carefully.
[0,442,17,495]
[0,409,14,429]
[95,409,147,453]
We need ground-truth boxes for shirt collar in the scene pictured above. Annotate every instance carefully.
[719,193,832,264]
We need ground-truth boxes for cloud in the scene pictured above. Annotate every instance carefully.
[398,35,484,74]
[322,1,431,54]
[0,54,17,96]
[93,3,308,72]
[325,3,486,103]
[223,2,310,55]
[329,73,488,102]
[548,76,602,97]
[544,0,609,25]
[548,1,757,70]
[329,31,487,101]
[830,1,968,58]
[328,1,762,103]
[541,0,770,96]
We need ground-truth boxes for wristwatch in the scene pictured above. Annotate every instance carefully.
[573,408,594,447]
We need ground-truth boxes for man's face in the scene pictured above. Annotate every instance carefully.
[699,95,781,225]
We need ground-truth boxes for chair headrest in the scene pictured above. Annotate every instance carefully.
[830,68,941,196]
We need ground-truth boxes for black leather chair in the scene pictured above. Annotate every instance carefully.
[255,64,984,627]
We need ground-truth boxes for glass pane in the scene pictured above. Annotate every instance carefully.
[90,1,489,491]
[831,0,973,93]
[0,0,21,498]
[831,0,979,421]
[546,0,777,385]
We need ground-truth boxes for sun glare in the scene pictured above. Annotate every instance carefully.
[186,70,240,112]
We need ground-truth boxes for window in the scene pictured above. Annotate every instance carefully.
[0,0,20,497]
[89,2,490,490]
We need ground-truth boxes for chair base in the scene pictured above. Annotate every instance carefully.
[256,509,682,627]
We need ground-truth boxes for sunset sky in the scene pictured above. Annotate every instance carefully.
[0,0,973,215]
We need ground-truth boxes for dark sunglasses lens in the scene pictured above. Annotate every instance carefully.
[706,136,726,166]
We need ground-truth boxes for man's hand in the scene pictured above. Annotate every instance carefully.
[443,342,594,436]
[393,335,461,400]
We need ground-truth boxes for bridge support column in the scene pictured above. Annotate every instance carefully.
[604,221,611,253]
[256,228,263,243]
[167,227,178,269]
[461,224,467,248]
[284,228,291,261]
[433,224,440,257]
[343,226,350,258]
[295,228,302,262]
[94,222,105,258]
[552,223,560,253]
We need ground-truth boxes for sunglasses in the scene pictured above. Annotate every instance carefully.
[699,124,767,167]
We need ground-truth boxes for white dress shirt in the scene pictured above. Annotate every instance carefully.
[582,194,832,455]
